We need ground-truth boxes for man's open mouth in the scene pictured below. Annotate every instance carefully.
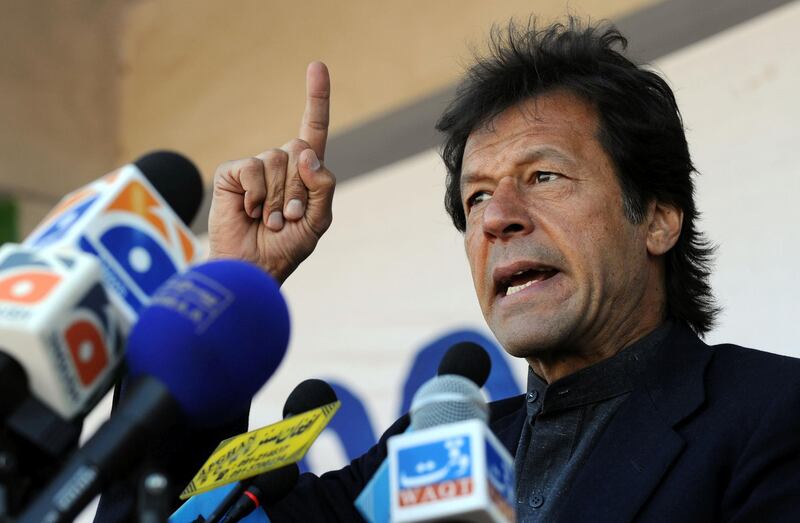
[497,267,559,296]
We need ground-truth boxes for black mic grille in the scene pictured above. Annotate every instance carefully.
[134,150,203,226]
[437,341,492,387]
[282,378,337,418]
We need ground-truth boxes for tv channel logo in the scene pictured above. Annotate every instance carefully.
[56,281,117,390]
[486,437,515,520]
[150,269,235,334]
[26,185,101,248]
[80,178,196,316]
[396,436,474,507]
[0,250,64,318]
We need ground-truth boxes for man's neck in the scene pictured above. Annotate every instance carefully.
[526,319,665,384]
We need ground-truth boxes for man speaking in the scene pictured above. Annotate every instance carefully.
[206,18,800,522]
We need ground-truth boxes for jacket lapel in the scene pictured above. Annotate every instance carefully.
[559,327,713,522]
[489,394,527,456]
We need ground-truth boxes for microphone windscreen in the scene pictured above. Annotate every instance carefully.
[251,463,300,505]
[437,341,492,387]
[134,150,204,226]
[410,375,488,431]
[126,259,290,427]
[282,378,338,418]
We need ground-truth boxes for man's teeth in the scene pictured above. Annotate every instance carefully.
[506,279,536,296]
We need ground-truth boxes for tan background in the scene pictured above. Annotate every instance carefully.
[1,0,653,236]
[1,1,124,234]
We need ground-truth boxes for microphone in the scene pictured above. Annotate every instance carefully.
[0,244,120,424]
[386,374,515,521]
[0,244,121,516]
[24,150,203,328]
[355,341,493,523]
[406,374,489,430]
[172,379,338,523]
[219,465,300,523]
[283,378,339,418]
[437,341,492,386]
[133,150,204,226]
[18,259,291,523]
[218,465,300,523]
[125,259,290,426]
[222,379,338,523]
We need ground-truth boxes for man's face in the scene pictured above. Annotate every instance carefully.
[461,91,656,360]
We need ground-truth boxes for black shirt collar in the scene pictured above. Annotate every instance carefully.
[526,323,672,415]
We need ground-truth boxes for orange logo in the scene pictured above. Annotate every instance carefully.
[0,272,61,304]
[65,320,109,386]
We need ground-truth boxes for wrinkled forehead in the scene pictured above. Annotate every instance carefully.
[461,92,602,178]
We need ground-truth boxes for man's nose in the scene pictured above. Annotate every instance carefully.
[481,179,534,240]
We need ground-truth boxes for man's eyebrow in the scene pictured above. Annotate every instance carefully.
[461,146,574,186]
[518,146,574,166]
[460,171,493,186]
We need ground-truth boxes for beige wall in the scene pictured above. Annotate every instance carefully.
[0,0,655,237]
[117,0,654,182]
[0,0,125,235]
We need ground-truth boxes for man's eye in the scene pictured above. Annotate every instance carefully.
[535,171,560,183]
[466,191,491,210]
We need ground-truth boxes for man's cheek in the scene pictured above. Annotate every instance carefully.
[464,234,488,299]
[464,230,480,269]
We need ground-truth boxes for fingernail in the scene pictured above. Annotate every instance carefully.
[285,199,305,220]
[251,205,263,218]
[306,150,320,171]
[267,211,284,230]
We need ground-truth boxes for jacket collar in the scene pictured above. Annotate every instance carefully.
[559,325,713,522]
[487,326,712,521]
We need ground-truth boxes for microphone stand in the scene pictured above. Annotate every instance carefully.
[203,479,253,523]
[0,402,80,519]
[137,469,171,523]
[0,448,17,522]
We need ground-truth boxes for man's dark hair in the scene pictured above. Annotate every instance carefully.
[436,17,718,335]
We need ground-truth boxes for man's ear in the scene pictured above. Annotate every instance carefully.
[646,201,683,256]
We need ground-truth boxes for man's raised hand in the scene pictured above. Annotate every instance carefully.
[208,62,335,283]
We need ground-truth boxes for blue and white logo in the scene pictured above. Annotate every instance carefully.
[398,436,471,489]
[28,195,99,248]
[486,438,514,505]
[150,270,235,333]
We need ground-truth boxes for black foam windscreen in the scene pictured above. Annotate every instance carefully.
[282,379,338,418]
[437,341,492,387]
[134,150,204,226]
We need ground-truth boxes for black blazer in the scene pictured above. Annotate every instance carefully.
[266,326,800,522]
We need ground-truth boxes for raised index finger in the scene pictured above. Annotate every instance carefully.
[300,61,330,161]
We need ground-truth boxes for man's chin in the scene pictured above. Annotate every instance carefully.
[493,327,569,361]
[487,301,574,350]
